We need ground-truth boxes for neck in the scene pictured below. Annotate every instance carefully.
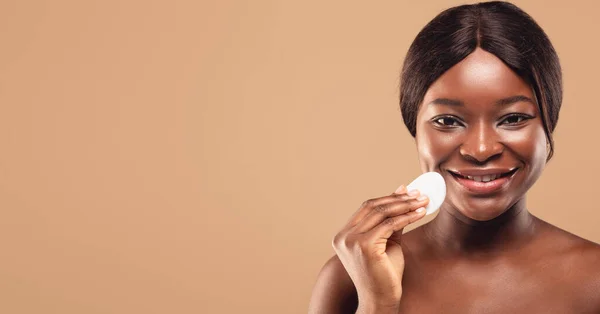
[422,198,536,257]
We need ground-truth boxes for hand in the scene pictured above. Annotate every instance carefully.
[331,185,429,308]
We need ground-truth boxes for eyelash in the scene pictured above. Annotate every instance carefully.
[432,114,533,128]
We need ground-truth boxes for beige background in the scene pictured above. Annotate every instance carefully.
[0,0,597,313]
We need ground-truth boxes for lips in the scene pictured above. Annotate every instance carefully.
[447,168,519,194]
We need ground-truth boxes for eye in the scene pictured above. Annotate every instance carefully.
[432,116,462,127]
[500,114,533,125]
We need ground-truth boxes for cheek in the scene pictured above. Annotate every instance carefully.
[500,125,547,167]
[416,130,460,171]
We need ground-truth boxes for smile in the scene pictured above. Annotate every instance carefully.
[447,168,519,194]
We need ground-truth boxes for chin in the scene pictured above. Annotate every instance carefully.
[451,198,511,222]
[460,209,506,222]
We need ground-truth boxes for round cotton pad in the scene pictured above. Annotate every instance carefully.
[405,172,446,215]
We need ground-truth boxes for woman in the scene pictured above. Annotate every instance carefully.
[308,1,600,313]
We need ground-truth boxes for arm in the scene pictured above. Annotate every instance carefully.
[307,255,401,314]
[307,255,358,314]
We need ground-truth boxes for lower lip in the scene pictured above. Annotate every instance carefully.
[450,170,517,194]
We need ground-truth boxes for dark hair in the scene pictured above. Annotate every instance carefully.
[399,1,562,161]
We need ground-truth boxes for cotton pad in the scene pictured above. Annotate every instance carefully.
[405,172,446,215]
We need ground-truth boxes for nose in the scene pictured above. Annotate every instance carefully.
[459,120,504,163]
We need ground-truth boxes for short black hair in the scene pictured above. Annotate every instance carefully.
[399,1,562,161]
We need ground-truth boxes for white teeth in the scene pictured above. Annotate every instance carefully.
[462,173,503,182]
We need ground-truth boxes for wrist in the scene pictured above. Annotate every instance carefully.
[356,299,400,314]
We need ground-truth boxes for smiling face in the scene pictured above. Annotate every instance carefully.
[415,48,549,221]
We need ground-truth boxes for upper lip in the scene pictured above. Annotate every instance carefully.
[447,167,518,177]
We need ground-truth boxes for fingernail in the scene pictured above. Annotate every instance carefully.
[394,185,406,194]
[417,195,428,201]
[407,189,419,196]
[416,207,425,213]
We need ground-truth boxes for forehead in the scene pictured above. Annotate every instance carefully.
[420,48,536,113]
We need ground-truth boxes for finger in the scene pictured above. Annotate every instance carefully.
[364,207,427,243]
[352,196,429,233]
[394,184,407,195]
[346,185,409,222]
[346,188,421,228]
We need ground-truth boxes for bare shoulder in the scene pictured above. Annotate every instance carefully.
[533,216,600,308]
[534,215,600,262]
[307,255,358,314]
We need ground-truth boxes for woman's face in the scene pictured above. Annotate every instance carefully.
[415,47,548,221]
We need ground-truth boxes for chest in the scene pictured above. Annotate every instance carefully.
[397,259,591,314]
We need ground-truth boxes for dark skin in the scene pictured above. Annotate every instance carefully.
[308,48,600,313]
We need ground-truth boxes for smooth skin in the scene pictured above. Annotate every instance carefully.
[308,48,600,314]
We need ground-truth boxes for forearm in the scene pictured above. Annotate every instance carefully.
[355,301,400,314]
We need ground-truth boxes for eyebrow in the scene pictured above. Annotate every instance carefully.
[428,95,536,107]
